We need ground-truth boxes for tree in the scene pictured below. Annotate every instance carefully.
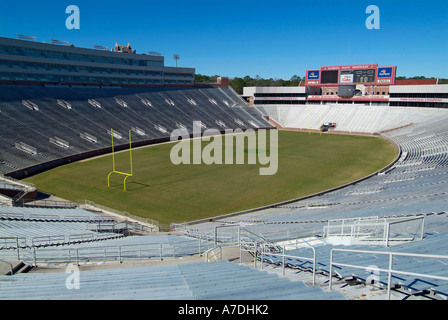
[230,77,246,94]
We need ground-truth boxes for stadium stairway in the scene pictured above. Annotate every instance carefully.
[0,260,33,276]
[0,260,345,300]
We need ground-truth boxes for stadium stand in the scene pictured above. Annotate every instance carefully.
[1,84,448,299]
[3,36,446,300]
[0,233,214,265]
[0,85,271,178]
[0,260,345,300]
[259,104,448,133]
[258,231,448,298]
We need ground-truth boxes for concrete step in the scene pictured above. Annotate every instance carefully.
[0,260,34,275]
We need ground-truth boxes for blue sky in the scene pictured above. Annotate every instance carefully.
[1,0,447,79]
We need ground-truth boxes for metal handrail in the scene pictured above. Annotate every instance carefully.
[17,199,79,208]
[29,238,213,266]
[324,216,425,247]
[385,216,424,247]
[0,237,27,249]
[205,247,222,262]
[0,173,36,190]
[82,200,159,231]
[329,248,448,299]
[240,241,317,286]
[32,235,66,247]
[213,225,271,249]
[214,225,241,247]
[260,244,317,286]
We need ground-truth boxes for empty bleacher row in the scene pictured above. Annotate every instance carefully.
[258,104,448,133]
[252,231,448,299]
[0,202,220,265]
[0,85,271,175]
[0,260,345,300]
[0,206,129,253]
[386,117,448,168]
[0,232,214,265]
[0,205,112,222]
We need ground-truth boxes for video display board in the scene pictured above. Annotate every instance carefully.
[305,64,396,85]
[321,70,339,84]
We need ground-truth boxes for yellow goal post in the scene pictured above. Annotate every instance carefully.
[107,128,133,191]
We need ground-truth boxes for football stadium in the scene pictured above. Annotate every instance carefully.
[1,24,448,303]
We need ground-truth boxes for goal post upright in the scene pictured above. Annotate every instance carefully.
[129,128,133,176]
[107,128,133,191]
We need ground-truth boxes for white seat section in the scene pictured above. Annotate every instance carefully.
[258,105,448,133]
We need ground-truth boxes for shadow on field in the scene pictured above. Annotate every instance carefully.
[124,181,152,191]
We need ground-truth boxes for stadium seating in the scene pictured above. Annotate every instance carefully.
[0,205,112,221]
[0,85,272,175]
[0,206,126,259]
[259,231,448,296]
[258,104,448,133]
[1,85,448,299]
[5,234,214,264]
[0,260,345,300]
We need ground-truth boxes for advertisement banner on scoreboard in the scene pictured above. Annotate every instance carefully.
[340,73,354,83]
[306,70,320,85]
[377,67,393,78]
[307,70,320,80]
[376,66,396,84]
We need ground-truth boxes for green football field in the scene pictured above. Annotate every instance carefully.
[25,130,398,228]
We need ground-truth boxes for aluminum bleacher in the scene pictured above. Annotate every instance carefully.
[0,205,126,256]
[258,104,448,133]
[0,85,272,176]
[7,234,214,265]
[257,231,448,298]
[0,260,345,300]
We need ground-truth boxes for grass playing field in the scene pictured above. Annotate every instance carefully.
[25,130,398,228]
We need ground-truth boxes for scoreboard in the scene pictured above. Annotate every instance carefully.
[353,69,376,83]
[306,64,396,86]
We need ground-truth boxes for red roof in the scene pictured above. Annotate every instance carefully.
[395,79,438,86]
